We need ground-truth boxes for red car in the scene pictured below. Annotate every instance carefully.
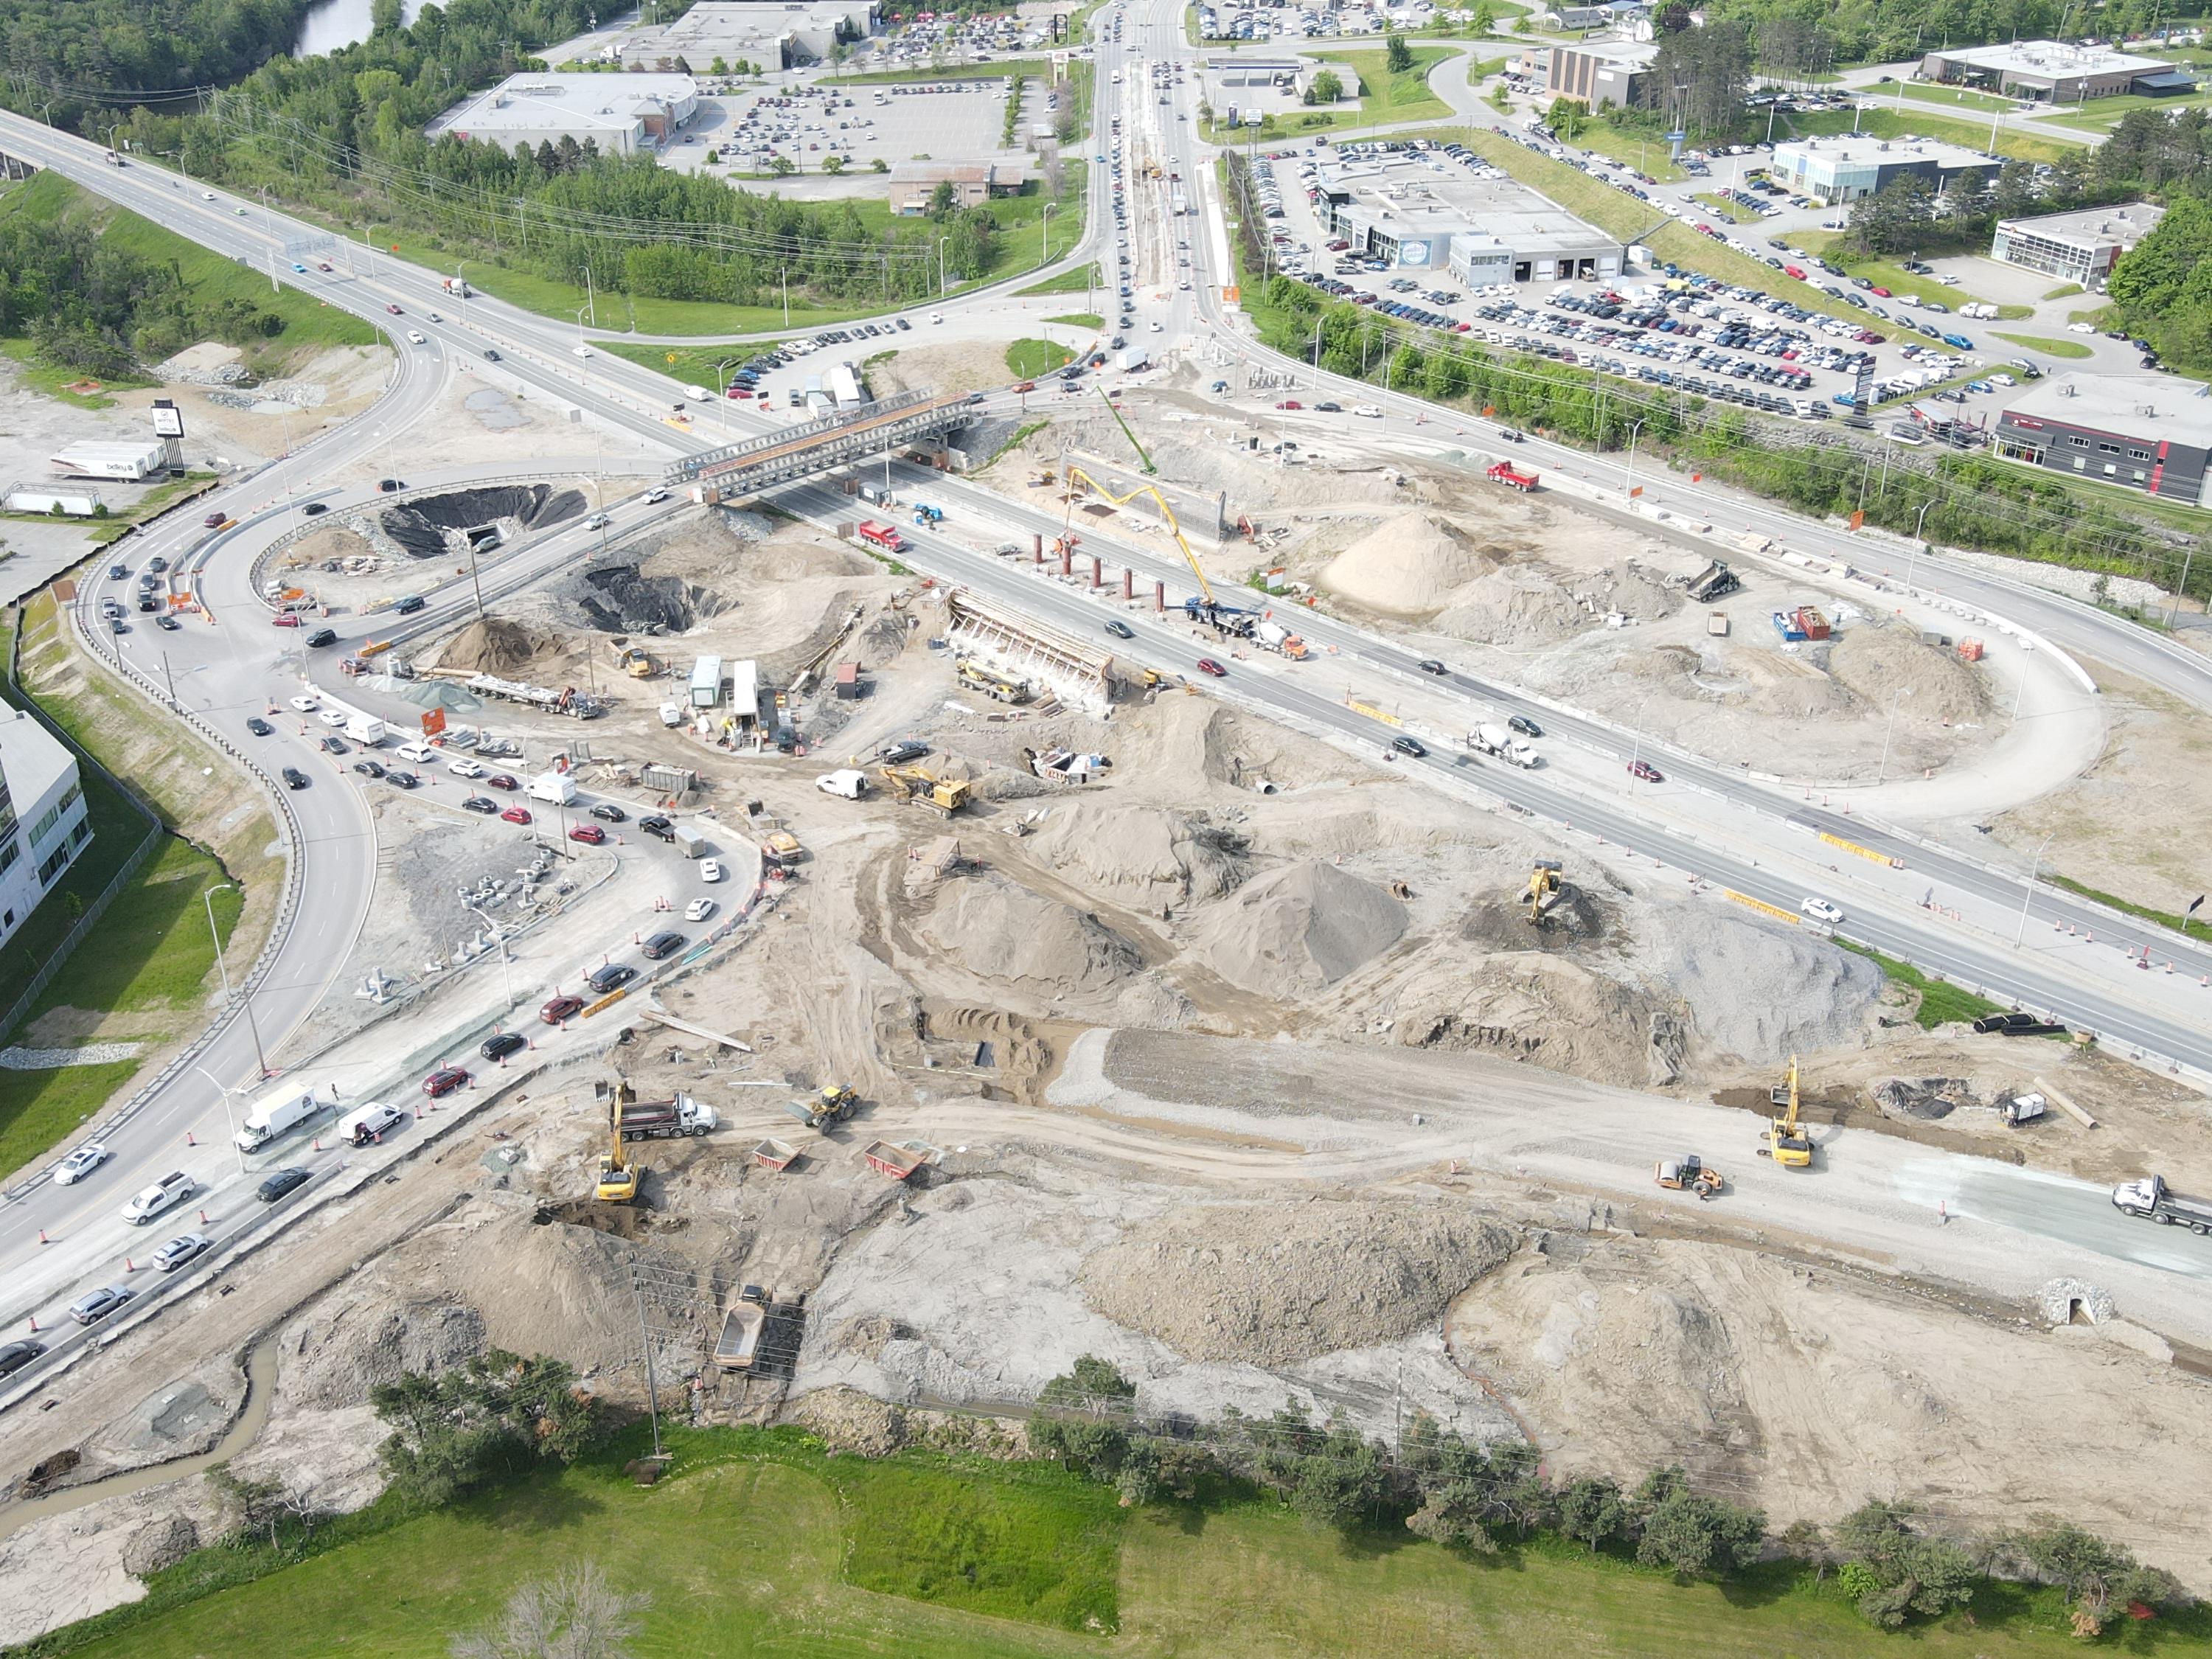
[386,302,403,314]
[317,261,332,272]
[203,510,226,528]
[1784,265,1806,280]
[271,613,301,627]
[1012,380,1035,393]
[1869,285,1891,298]
[568,823,606,845]
[1274,399,1303,411]
[500,805,532,825]
[422,1065,469,1097]
[540,995,585,1025]
[1196,658,1228,678]
[1628,759,1663,783]
[484,773,518,790]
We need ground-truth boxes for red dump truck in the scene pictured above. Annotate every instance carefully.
[1485,461,1540,492]
[857,521,908,554]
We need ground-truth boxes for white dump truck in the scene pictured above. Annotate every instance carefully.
[1470,723,1540,768]
[2112,1174,2212,1235]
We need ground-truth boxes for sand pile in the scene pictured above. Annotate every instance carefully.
[1829,623,1989,726]
[916,874,1159,1009]
[1635,905,1881,1063]
[435,616,559,674]
[434,1207,654,1381]
[276,1270,487,1411]
[1433,563,1588,647]
[1385,952,1682,1088]
[1191,860,1406,995]
[1083,1200,1515,1363]
[1318,513,1502,615]
[1027,804,1251,905]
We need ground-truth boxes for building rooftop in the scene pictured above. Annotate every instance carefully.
[441,74,697,139]
[1933,38,2167,77]
[1996,201,2166,243]
[2003,372,2212,450]
[1773,132,1993,169]
[1329,162,1617,252]
[1555,38,1658,65]
[0,709,76,810]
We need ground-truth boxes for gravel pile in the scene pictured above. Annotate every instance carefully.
[1191,860,1406,995]
[1082,1200,1515,1365]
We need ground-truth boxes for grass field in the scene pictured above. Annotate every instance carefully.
[1208,45,1455,140]
[41,1424,2211,1659]
[2034,88,2212,132]
[1565,119,1688,181]
[0,338,154,408]
[1992,330,2094,359]
[1782,105,2079,166]
[1838,941,2013,1030]
[1017,262,1102,296]
[1044,311,1105,329]
[1881,79,2019,114]
[841,58,1048,83]
[1006,338,1077,377]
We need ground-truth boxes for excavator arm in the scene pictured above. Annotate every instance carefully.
[1060,464,1222,611]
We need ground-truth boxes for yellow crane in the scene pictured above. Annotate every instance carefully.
[1059,464,1253,631]
[1759,1054,1815,1169]
[595,1081,641,1203]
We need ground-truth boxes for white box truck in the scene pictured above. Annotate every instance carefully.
[235,1085,323,1152]
[344,713,388,747]
[672,824,708,859]
[816,769,867,799]
[1117,347,1150,372]
[526,770,578,806]
[1470,723,1540,768]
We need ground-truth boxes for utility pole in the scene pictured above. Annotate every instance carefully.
[204,883,269,1079]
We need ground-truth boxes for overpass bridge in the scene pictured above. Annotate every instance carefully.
[664,390,978,504]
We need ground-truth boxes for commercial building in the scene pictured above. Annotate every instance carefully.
[1768,133,1992,204]
[437,74,700,159]
[1545,38,1657,107]
[1321,161,1622,280]
[1919,40,2191,102]
[48,439,165,481]
[1992,202,2165,288]
[0,708,91,951]
[1993,372,2212,504]
[618,1,879,69]
[884,161,1023,214]
[1542,0,1649,29]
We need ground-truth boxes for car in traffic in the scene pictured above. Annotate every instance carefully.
[122,1170,196,1225]
[1105,619,1135,640]
[483,348,500,362]
[257,1167,312,1203]
[0,1340,46,1378]
[287,695,319,713]
[246,717,274,737]
[422,1066,470,1098]
[699,858,725,883]
[203,509,226,528]
[639,815,675,841]
[486,773,518,791]
[1390,735,1427,759]
[448,757,485,779]
[641,931,687,961]
[344,1103,408,1145]
[540,995,585,1024]
[685,897,717,923]
[461,795,499,815]
[54,1142,110,1185]
[568,823,606,845]
[1800,897,1844,925]
[69,1284,136,1326]
[1508,714,1543,738]
[1416,658,1447,676]
[1273,399,1303,411]
[353,759,386,779]
[481,1032,527,1062]
[153,1233,214,1273]
[156,614,181,631]
[319,737,348,755]
[588,803,627,822]
[585,962,636,994]
[307,627,338,647]
[302,501,328,516]
[282,767,310,790]
[272,612,302,628]
[386,771,419,789]
[1195,658,1227,677]
[385,302,402,314]
[1627,759,1663,782]
[500,805,532,826]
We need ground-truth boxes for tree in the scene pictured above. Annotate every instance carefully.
[1290,1421,1390,1528]
[1385,32,1415,73]
[1833,1501,1978,1628]
[373,1352,601,1509]
[1470,0,1498,32]
[709,55,728,74]
[830,41,852,80]
[1631,1467,1765,1579]
[871,156,888,173]
[1545,96,1587,139]
[1557,1476,1629,1551]
[768,155,795,176]
[1309,68,1344,105]
[927,178,959,220]
[823,153,846,174]
[1039,1355,1138,1407]
[2011,1524,2191,1637]
[449,1562,649,1659]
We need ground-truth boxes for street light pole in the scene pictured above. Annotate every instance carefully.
[716,355,742,435]
[2014,830,2056,947]
[364,222,384,280]
[1624,418,1645,500]
[1876,686,1911,783]
[203,883,269,1079]
[1905,499,1935,591]
[464,900,517,1008]
[191,1066,250,1178]
[937,234,950,298]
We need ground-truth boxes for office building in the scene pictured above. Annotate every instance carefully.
[1769,133,1992,203]
[1319,160,1622,280]
[1545,39,1658,108]
[0,708,91,950]
[1993,372,2212,504]
[1919,40,2191,102]
[1991,203,2165,288]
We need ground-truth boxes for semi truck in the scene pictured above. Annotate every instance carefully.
[1485,461,1540,492]
[1251,619,1307,660]
[2112,1174,2212,1234]
[1470,723,1540,768]
[857,520,908,554]
[344,713,389,747]
[617,1093,719,1141]
[234,1085,323,1152]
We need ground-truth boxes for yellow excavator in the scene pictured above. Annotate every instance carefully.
[1759,1054,1815,1169]
[1524,860,1564,926]
[1059,465,1253,635]
[595,1080,641,1203]
[877,764,971,815]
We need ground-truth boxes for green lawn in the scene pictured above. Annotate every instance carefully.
[39,1425,2212,1659]
[1044,311,1104,329]
[1783,105,2079,166]
[1563,119,1688,182]
[1691,190,1757,223]
[1880,79,2020,114]
[1992,330,2094,360]
[2047,872,2212,945]
[841,58,1048,83]
[1838,942,2013,1030]
[1209,45,1455,140]
[0,338,154,408]
[2034,88,2212,132]
[1018,262,1102,296]
[1007,338,1077,377]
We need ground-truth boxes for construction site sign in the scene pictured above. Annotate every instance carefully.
[1345,696,1403,728]
[420,707,446,737]
[1723,888,1800,925]
[1820,831,1904,869]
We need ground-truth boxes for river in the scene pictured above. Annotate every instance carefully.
[291,0,423,57]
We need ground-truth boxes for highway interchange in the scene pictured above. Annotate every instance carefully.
[3,0,2212,1384]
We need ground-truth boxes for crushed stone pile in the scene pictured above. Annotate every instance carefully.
[1637,905,1881,1063]
[1083,1200,1516,1364]
[1828,622,1989,726]
[379,482,585,560]
[916,874,1155,1006]
[1433,563,1590,647]
[1191,860,1406,995]
[1318,513,1503,615]
[1027,805,1251,906]
[435,616,560,675]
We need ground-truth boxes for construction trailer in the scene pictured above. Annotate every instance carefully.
[689,655,723,709]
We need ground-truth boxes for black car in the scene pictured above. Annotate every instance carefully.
[461,795,498,814]
[257,1167,312,1203]
[1314,400,1341,412]
[589,803,627,823]
[281,767,310,790]
[246,717,274,737]
[639,815,674,842]
[586,962,636,994]
[0,1339,46,1377]
[641,930,687,961]
[136,597,158,613]
[319,736,348,754]
[1391,735,1428,759]
[147,556,168,574]
[878,740,931,766]
[301,501,329,516]
[377,478,402,493]
[386,770,419,789]
[1105,619,1135,640]
[353,759,386,778]
[307,627,338,647]
[1415,658,1447,676]
[156,614,181,631]
[1508,714,1543,738]
[393,595,426,615]
[481,1031,527,1061]
[483,348,501,361]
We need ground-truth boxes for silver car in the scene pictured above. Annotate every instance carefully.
[69,1284,136,1325]
[153,1233,213,1273]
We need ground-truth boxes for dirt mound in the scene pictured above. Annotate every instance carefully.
[1083,1200,1515,1363]
[1635,905,1881,1065]
[1190,860,1407,995]
[436,616,560,675]
[1388,951,1684,1087]
[1026,805,1251,907]
[1828,622,1989,726]
[379,482,585,559]
[434,1206,658,1382]
[915,874,1173,1018]
[1319,514,1503,616]
[1433,563,1589,646]
[276,1279,486,1411]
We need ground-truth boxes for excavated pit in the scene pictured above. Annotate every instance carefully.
[379,483,587,560]
[575,564,728,635]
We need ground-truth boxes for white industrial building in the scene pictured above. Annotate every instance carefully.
[437,74,700,158]
[49,440,165,482]
[1317,161,1621,281]
[619,1,878,69]
[1992,203,2165,288]
[0,707,91,950]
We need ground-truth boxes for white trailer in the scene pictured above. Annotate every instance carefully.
[344,713,389,747]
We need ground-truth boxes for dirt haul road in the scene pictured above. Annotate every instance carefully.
[1018,1031,2212,1348]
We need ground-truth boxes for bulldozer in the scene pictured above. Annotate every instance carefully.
[818,1083,860,1120]
[1524,860,1565,926]
[1759,1054,1815,1169]
[877,764,971,816]
[594,1081,641,1203]
[1653,1154,1725,1200]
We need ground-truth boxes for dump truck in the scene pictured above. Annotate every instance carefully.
[1485,461,1540,492]
[1470,723,1539,768]
[1686,560,1742,602]
[2112,1174,2212,1234]
[1251,619,1307,660]
[616,1093,717,1141]
[613,643,657,678]
[956,658,1032,705]
[1654,1154,1725,1199]
[877,765,971,815]
[857,520,908,554]
[714,1285,768,1368]
[760,830,804,867]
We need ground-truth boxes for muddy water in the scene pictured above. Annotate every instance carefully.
[0,1337,279,1542]
[292,0,422,56]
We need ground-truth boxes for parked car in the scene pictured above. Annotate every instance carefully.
[877,741,930,766]
[422,1066,470,1098]
[481,1032,527,1062]
[540,995,585,1024]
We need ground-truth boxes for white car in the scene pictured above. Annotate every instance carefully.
[573,345,594,358]
[685,897,717,923]
[319,709,349,728]
[1801,897,1844,925]
[153,1232,213,1273]
[201,189,216,201]
[53,1143,110,1186]
[448,757,485,778]
[1351,403,1382,418]
[699,858,725,883]
[288,694,320,713]
[644,488,669,504]
[2067,321,2096,334]
[406,330,427,344]
[929,312,944,324]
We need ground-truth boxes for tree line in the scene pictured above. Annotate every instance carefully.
[1030,1355,2191,1639]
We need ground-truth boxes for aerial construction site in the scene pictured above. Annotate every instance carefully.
[7,302,2212,1651]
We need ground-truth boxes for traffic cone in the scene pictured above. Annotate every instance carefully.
[37,1230,48,1245]
[125,1258,133,1273]
[26,1316,35,1333]
[198,1210,208,1224]
[186,1130,196,1146]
